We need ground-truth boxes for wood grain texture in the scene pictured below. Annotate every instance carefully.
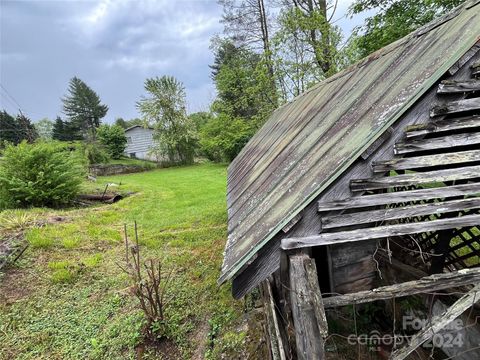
[437,79,480,93]
[350,165,480,192]
[394,132,480,155]
[282,214,480,250]
[372,149,480,173]
[430,97,480,117]
[322,268,480,308]
[404,115,480,139]
[321,197,480,230]
[289,253,326,360]
[318,183,480,212]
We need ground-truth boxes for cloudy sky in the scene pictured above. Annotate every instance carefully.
[0,0,366,123]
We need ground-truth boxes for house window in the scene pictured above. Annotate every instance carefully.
[129,153,136,158]
[127,136,132,144]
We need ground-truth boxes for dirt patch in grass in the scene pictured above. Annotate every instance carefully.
[0,268,35,304]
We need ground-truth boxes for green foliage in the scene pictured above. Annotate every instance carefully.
[97,124,127,159]
[208,40,276,161]
[34,118,54,140]
[80,141,110,165]
[114,117,144,129]
[0,142,85,208]
[62,77,108,139]
[199,115,253,162]
[137,76,197,165]
[52,116,83,141]
[0,110,38,145]
[350,0,465,58]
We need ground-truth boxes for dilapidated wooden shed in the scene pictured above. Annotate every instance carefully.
[220,1,480,359]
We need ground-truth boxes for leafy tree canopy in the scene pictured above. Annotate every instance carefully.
[350,0,465,58]
[97,124,128,159]
[136,76,197,165]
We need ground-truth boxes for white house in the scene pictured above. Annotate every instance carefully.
[124,125,156,161]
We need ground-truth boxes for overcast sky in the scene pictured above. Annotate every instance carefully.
[0,0,367,123]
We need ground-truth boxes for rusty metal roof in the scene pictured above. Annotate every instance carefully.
[219,0,480,284]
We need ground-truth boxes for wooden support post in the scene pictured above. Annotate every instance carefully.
[289,252,327,360]
[390,283,480,360]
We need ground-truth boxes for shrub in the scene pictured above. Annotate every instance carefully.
[97,124,128,159]
[0,141,85,208]
[81,141,110,165]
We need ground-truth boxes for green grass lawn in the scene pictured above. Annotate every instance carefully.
[0,163,258,359]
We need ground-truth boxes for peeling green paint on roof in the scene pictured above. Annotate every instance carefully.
[220,0,480,284]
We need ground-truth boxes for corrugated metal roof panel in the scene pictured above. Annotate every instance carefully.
[220,1,480,284]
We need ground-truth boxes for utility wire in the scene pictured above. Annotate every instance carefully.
[0,83,25,114]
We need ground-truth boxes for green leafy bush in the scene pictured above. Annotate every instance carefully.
[0,141,85,208]
[97,124,128,159]
[81,141,110,165]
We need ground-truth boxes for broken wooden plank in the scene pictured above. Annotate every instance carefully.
[281,214,480,250]
[390,283,480,360]
[404,115,480,139]
[350,165,480,192]
[321,197,480,230]
[262,280,287,360]
[437,79,480,94]
[289,253,326,360]
[318,183,480,212]
[322,267,480,308]
[394,132,480,155]
[360,127,393,160]
[430,97,480,117]
[372,149,480,173]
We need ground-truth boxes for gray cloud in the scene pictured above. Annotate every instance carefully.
[1,0,364,122]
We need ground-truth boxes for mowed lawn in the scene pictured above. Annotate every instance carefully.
[0,163,250,359]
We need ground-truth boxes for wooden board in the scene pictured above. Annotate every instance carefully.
[390,283,480,360]
[321,197,480,230]
[394,132,480,155]
[282,214,480,250]
[404,115,480,139]
[322,267,480,308]
[289,253,326,360]
[318,183,480,212]
[437,79,480,93]
[430,97,480,117]
[372,149,480,173]
[350,165,480,192]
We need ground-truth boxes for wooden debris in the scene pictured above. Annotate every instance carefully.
[430,97,480,117]
[282,213,302,233]
[350,165,480,192]
[262,280,287,360]
[437,79,480,93]
[289,253,326,360]
[394,132,480,155]
[372,149,480,172]
[321,197,480,230]
[318,183,480,212]
[390,283,480,360]
[281,214,480,250]
[322,268,480,308]
[404,115,480,138]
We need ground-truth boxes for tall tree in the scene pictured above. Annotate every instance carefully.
[16,114,38,143]
[62,77,108,139]
[0,110,19,144]
[136,76,197,164]
[350,0,465,58]
[219,0,273,73]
